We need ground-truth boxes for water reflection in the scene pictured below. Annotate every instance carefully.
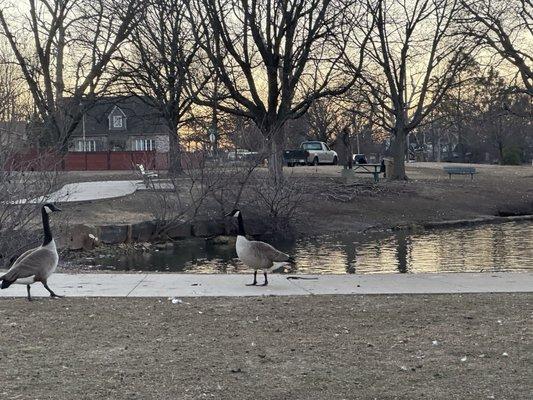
[395,235,410,273]
[94,221,533,274]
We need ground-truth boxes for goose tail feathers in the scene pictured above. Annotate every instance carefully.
[287,256,296,265]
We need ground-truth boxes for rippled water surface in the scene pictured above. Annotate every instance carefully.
[95,221,533,274]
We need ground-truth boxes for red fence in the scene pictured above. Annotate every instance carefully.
[4,149,170,171]
[63,151,168,171]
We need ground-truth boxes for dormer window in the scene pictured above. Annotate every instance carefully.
[113,115,123,128]
[108,105,127,130]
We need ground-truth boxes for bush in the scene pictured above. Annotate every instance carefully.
[246,176,308,235]
[502,147,523,165]
[0,151,62,267]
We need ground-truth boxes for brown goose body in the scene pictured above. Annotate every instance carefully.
[228,209,295,286]
[0,203,63,300]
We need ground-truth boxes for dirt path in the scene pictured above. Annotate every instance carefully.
[1,293,531,399]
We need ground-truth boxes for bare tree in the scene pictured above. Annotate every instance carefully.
[119,0,209,175]
[0,44,23,122]
[361,0,473,179]
[461,0,532,96]
[0,69,62,265]
[0,0,144,150]
[306,98,344,145]
[418,64,532,163]
[188,0,367,182]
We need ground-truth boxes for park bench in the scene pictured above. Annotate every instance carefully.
[135,164,159,180]
[443,166,477,180]
[353,163,384,183]
[135,164,177,191]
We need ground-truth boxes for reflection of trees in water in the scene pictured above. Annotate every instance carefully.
[344,241,357,274]
[490,225,508,269]
[395,233,412,273]
[99,222,533,274]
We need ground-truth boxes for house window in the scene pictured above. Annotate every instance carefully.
[134,139,155,151]
[75,139,96,152]
[113,115,123,128]
[108,106,126,130]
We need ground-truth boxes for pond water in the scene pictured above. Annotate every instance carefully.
[91,220,533,274]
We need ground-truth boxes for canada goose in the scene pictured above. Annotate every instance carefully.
[0,203,63,301]
[226,209,295,286]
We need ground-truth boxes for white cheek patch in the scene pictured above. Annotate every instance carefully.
[234,211,240,217]
[44,206,52,214]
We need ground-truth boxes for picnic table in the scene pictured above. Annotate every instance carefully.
[353,163,384,182]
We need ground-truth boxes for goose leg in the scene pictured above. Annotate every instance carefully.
[43,282,64,298]
[261,272,268,286]
[246,271,258,286]
[26,285,32,301]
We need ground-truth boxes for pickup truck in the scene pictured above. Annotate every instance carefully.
[283,141,338,166]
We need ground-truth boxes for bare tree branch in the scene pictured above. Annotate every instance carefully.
[187,0,365,181]
[460,0,532,96]
[0,0,145,150]
[359,0,473,179]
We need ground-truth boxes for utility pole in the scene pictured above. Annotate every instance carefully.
[352,111,360,154]
[80,101,86,151]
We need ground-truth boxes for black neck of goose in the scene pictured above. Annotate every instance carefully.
[42,207,53,246]
[237,213,246,236]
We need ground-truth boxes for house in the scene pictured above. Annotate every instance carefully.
[69,96,170,153]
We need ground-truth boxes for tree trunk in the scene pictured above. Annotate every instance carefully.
[498,140,504,165]
[168,130,182,175]
[390,125,407,180]
[342,129,352,169]
[55,26,65,102]
[268,128,285,183]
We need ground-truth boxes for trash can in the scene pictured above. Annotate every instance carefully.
[382,157,394,179]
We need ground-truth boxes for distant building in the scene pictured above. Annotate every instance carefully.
[69,96,170,153]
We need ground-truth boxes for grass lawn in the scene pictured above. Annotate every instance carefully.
[58,163,533,236]
[1,293,531,399]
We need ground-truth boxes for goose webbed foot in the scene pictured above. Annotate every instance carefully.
[43,282,64,299]
[246,271,258,286]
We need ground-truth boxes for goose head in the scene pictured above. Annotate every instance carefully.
[225,209,241,218]
[43,203,62,214]
[225,208,246,236]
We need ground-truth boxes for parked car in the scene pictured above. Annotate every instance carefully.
[284,141,338,166]
[283,148,309,167]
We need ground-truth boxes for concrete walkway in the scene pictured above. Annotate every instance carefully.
[0,272,531,298]
[16,180,142,204]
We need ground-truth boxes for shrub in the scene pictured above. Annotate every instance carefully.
[502,146,522,165]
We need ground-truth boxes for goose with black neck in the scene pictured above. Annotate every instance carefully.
[227,209,295,286]
[0,203,63,301]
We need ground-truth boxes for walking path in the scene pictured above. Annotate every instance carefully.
[14,180,142,204]
[0,272,531,298]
